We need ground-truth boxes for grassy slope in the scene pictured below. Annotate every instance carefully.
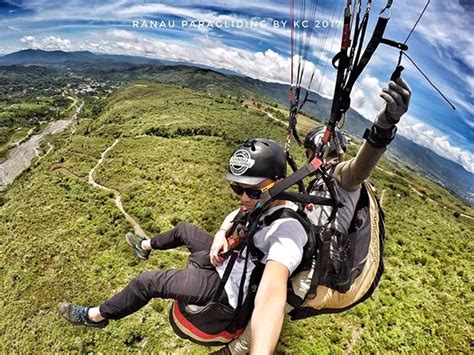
[0,83,472,353]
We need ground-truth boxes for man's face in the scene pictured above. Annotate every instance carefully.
[231,178,275,211]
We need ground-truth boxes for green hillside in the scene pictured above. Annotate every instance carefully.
[0,82,472,353]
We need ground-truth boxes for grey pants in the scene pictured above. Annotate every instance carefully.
[99,223,229,319]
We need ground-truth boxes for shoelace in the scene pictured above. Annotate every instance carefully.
[71,305,87,323]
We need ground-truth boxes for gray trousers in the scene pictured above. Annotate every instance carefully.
[99,223,229,319]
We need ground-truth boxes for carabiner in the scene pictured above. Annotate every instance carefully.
[379,0,393,17]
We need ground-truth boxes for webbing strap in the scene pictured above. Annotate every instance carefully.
[353,9,370,73]
[236,247,250,309]
[258,157,322,208]
[286,153,305,194]
[287,279,305,309]
[274,191,335,206]
[307,229,331,298]
[261,207,309,230]
[213,251,239,302]
[345,17,389,91]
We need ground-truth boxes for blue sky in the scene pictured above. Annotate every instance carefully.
[0,0,473,174]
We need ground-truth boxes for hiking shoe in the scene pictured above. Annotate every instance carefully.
[126,232,150,260]
[58,302,109,328]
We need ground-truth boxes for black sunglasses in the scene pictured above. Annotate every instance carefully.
[230,181,275,199]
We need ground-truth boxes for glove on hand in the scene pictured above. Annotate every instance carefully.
[375,77,411,129]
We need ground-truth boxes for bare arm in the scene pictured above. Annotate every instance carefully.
[250,260,289,354]
[210,208,240,266]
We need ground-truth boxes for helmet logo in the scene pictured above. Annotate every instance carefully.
[229,149,255,175]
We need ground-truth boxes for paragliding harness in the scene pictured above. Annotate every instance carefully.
[170,0,457,346]
[277,0,408,320]
[280,0,455,319]
[169,157,331,346]
[273,180,385,320]
[169,154,384,344]
[277,0,453,320]
[169,211,265,346]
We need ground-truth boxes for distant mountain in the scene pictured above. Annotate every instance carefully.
[0,49,164,66]
[0,49,243,76]
[389,134,474,205]
[1,50,472,205]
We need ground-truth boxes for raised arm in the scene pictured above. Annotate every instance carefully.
[335,77,411,191]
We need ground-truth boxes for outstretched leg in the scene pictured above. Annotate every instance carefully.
[127,222,214,260]
[60,266,227,326]
[149,222,213,253]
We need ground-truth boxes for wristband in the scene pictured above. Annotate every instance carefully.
[363,124,397,149]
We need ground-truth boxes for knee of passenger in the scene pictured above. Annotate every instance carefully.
[176,222,194,232]
[131,272,154,293]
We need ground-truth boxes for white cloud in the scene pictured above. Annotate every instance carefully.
[20,35,71,50]
[349,74,385,120]
[20,35,38,48]
[106,29,136,41]
[398,114,474,173]
[41,36,71,50]
[104,29,289,81]
[467,76,474,98]
[8,26,21,31]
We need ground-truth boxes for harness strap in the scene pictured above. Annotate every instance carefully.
[236,247,250,309]
[347,17,388,90]
[213,251,239,302]
[286,152,306,194]
[276,191,335,206]
[286,279,305,309]
[259,157,322,208]
[261,208,311,232]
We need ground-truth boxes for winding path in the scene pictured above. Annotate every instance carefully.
[12,128,34,147]
[87,139,148,238]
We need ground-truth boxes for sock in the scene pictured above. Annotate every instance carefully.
[141,239,152,250]
[87,307,105,323]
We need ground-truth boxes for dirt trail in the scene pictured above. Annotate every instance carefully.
[379,189,386,207]
[12,128,34,147]
[344,326,364,355]
[35,143,54,165]
[243,100,285,125]
[61,95,78,114]
[88,139,148,238]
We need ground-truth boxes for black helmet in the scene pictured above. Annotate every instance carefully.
[226,138,286,185]
[304,126,347,155]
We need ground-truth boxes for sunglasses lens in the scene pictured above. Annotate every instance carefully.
[230,184,244,195]
[245,189,262,199]
[230,184,262,199]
